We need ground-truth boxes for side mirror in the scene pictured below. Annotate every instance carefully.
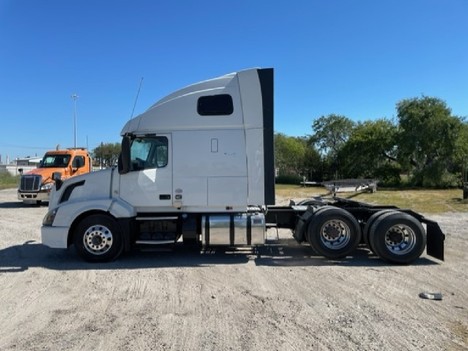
[52,172,63,191]
[118,136,131,174]
[18,168,23,175]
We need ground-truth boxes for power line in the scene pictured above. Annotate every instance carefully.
[0,143,54,150]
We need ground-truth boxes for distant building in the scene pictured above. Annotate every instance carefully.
[0,155,11,165]
[15,156,42,167]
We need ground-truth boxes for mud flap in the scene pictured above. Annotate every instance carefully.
[293,210,314,243]
[423,219,445,261]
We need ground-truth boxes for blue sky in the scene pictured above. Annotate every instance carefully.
[0,0,467,161]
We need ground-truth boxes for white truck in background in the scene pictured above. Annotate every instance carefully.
[41,68,445,264]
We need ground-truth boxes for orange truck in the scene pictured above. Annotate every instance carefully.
[18,148,92,204]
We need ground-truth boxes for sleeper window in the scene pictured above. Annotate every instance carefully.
[197,94,234,116]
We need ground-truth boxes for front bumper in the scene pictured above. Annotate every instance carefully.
[18,190,50,202]
[41,225,69,248]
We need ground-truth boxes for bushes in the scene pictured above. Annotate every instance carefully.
[409,165,459,188]
[276,174,303,185]
[0,172,19,190]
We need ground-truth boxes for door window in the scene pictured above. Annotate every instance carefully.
[72,156,85,168]
[130,136,168,171]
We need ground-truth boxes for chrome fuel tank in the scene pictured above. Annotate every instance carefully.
[202,213,265,246]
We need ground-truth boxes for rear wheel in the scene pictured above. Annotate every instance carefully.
[73,214,124,262]
[363,210,398,253]
[307,207,361,259]
[369,212,426,264]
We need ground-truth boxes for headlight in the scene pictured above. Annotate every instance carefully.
[42,208,58,226]
[40,182,54,191]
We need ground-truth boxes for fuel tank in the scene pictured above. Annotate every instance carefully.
[202,213,265,246]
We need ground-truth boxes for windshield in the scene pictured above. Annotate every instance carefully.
[40,154,71,168]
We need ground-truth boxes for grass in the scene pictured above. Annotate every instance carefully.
[0,172,19,190]
[275,184,468,214]
[2,173,465,213]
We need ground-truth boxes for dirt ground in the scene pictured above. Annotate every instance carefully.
[0,188,467,351]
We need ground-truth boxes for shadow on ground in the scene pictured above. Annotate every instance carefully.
[0,201,47,209]
[0,239,440,273]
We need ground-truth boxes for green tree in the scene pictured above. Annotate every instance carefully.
[453,120,468,183]
[274,133,321,183]
[340,119,400,185]
[310,114,355,179]
[92,142,121,168]
[302,140,322,181]
[274,133,305,175]
[396,96,462,187]
[311,114,355,156]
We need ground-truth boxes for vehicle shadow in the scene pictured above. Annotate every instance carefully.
[0,201,28,208]
[254,239,439,267]
[0,239,440,273]
[0,201,46,208]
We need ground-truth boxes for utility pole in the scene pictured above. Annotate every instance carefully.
[71,94,79,148]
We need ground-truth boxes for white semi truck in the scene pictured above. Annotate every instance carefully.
[41,68,445,264]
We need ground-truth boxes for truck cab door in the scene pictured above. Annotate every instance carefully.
[71,155,86,175]
[118,134,173,211]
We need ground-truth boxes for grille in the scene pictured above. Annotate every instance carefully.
[20,175,42,191]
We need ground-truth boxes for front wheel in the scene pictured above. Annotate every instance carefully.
[73,214,124,262]
[307,207,361,259]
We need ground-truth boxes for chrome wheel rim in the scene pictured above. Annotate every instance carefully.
[319,220,351,250]
[83,224,113,255]
[384,224,416,255]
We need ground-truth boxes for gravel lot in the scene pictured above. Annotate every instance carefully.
[0,188,467,350]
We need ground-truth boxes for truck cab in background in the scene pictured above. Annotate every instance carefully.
[18,148,92,204]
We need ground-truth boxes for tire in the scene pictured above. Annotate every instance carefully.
[73,214,124,262]
[306,207,361,259]
[363,210,398,253]
[369,212,426,264]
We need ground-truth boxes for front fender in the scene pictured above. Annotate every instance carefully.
[108,198,136,218]
[53,197,136,228]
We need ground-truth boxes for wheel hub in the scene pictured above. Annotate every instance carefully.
[324,226,341,240]
[384,224,416,255]
[83,225,113,255]
[387,228,404,244]
[320,220,351,250]
[91,236,103,246]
